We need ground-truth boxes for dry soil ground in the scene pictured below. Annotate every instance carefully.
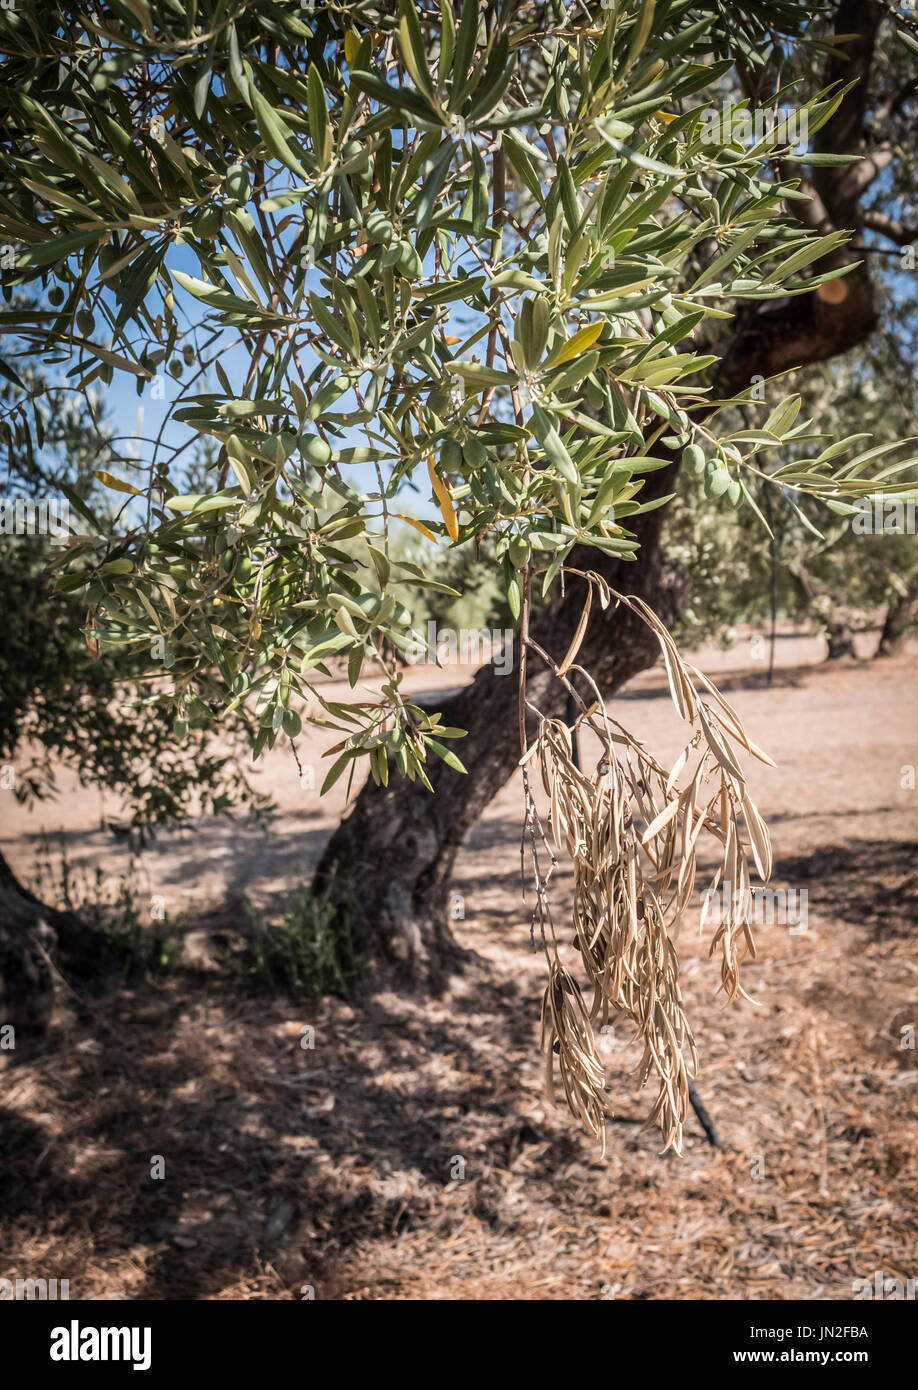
[1,629,916,1300]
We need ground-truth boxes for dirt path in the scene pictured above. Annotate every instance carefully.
[1,636,916,1299]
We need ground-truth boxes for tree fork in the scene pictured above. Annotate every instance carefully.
[314,458,684,982]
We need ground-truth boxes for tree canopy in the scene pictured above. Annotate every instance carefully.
[3,0,915,789]
[3,0,917,1148]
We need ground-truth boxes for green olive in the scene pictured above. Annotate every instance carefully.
[508,535,532,571]
[683,443,706,475]
[365,210,394,244]
[462,436,487,469]
[191,205,221,239]
[299,433,332,466]
[440,438,463,472]
[396,240,422,278]
[282,708,302,737]
[224,166,251,203]
[703,464,732,499]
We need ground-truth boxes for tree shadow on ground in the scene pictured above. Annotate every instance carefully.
[0,940,675,1300]
[1,834,914,1300]
[774,838,917,940]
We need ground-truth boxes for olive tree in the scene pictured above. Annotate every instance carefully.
[2,0,916,1142]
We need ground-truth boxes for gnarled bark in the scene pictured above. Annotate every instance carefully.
[0,848,110,1032]
[876,578,918,657]
[314,460,685,984]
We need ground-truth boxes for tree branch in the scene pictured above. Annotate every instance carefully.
[861,208,918,245]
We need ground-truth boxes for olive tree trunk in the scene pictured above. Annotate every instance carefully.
[876,578,918,657]
[788,564,860,660]
[314,462,685,984]
[0,848,111,1033]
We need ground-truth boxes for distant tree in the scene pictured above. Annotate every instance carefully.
[666,238,918,663]
[0,361,266,1029]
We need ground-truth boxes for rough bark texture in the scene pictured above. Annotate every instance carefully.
[876,578,918,657]
[315,0,893,984]
[315,460,684,983]
[826,624,858,661]
[788,564,860,661]
[0,848,111,1032]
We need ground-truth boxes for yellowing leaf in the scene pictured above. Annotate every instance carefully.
[394,512,438,542]
[94,470,142,496]
[544,321,603,369]
[344,30,361,68]
[427,457,459,541]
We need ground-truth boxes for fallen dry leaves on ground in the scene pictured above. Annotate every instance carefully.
[1,645,916,1299]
